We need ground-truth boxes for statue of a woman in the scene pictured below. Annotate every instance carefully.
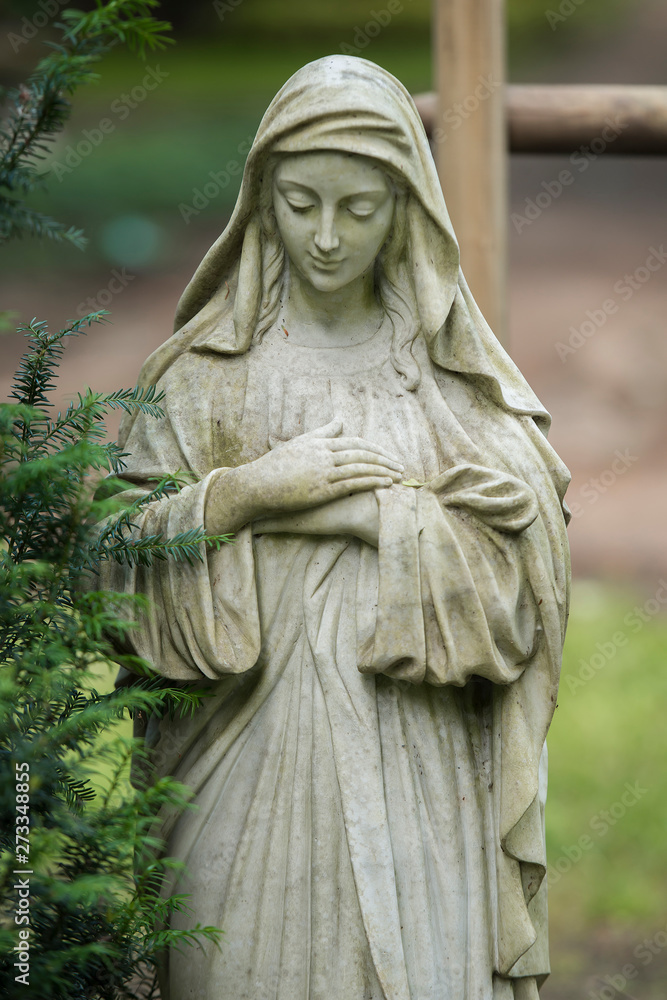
[105,56,570,1000]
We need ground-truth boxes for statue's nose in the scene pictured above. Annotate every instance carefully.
[314,208,340,253]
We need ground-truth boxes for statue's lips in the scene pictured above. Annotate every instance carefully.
[308,253,344,268]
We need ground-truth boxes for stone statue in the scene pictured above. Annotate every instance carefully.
[104,55,570,1000]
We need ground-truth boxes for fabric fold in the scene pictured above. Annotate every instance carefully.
[428,464,539,533]
[360,486,426,683]
[100,470,261,681]
[363,476,541,691]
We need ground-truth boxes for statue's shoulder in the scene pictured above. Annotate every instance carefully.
[158,338,251,393]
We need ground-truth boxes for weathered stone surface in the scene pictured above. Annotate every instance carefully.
[102,55,570,1000]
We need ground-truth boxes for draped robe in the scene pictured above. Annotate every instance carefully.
[102,315,570,1000]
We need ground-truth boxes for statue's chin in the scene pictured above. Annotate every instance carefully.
[300,262,351,293]
[294,256,380,297]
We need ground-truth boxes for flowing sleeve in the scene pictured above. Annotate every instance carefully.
[360,457,567,978]
[360,464,542,687]
[96,359,261,682]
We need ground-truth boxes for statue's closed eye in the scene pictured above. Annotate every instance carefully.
[286,199,315,213]
[285,200,375,219]
[347,207,376,219]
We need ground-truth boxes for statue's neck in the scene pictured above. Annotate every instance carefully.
[280,267,383,348]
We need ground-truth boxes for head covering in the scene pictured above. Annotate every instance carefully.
[121,55,558,451]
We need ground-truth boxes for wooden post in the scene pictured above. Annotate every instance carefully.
[432,0,507,340]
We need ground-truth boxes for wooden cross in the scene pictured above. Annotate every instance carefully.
[415,0,667,340]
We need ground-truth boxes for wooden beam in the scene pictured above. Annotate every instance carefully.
[415,85,667,155]
[510,85,667,154]
[432,0,507,340]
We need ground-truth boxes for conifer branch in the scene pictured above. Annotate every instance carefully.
[0,1,173,248]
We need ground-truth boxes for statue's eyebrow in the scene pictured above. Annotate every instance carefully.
[275,178,314,191]
[275,177,390,199]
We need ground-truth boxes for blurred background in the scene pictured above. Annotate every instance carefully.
[1,1,666,996]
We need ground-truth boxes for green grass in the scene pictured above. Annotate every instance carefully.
[546,580,667,934]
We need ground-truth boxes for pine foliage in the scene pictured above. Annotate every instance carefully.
[0,312,229,998]
[1,6,234,993]
[0,0,173,248]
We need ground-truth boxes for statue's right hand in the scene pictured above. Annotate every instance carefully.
[206,419,404,531]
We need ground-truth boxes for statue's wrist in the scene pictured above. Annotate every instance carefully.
[207,465,266,533]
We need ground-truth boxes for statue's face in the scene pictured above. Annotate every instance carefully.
[272,151,395,293]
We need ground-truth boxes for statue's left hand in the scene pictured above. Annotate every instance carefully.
[253,491,380,547]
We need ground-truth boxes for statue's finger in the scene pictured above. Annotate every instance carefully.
[329,437,403,465]
[332,449,404,471]
[330,464,401,483]
[331,475,394,494]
